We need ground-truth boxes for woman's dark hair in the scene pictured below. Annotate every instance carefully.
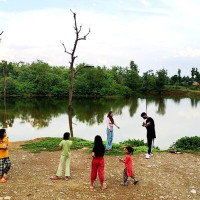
[126,146,134,155]
[93,135,105,157]
[63,132,70,140]
[107,111,114,124]
[0,129,6,139]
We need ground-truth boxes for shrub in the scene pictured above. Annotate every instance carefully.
[171,136,200,151]
[120,139,146,147]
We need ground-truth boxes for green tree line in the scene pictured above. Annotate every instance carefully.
[0,60,199,96]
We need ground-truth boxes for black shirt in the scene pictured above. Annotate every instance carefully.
[146,117,156,138]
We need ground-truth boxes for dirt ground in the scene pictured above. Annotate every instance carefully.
[0,142,200,200]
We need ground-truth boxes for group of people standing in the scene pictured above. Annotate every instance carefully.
[0,110,156,190]
[106,111,156,159]
[50,132,139,190]
[49,110,155,190]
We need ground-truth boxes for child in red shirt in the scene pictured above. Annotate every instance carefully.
[119,146,139,186]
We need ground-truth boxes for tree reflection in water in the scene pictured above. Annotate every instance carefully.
[0,96,195,135]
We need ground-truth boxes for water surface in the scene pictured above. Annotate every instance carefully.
[0,96,199,149]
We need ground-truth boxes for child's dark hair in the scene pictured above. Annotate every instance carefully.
[107,111,114,124]
[126,146,134,155]
[93,135,105,157]
[0,129,6,139]
[63,132,70,140]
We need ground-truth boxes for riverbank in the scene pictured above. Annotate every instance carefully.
[1,87,200,98]
[1,139,200,200]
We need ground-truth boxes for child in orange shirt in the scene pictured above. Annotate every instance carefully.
[119,146,139,186]
[0,129,11,183]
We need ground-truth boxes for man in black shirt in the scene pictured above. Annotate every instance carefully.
[141,112,156,159]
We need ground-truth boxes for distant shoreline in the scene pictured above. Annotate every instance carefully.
[1,89,200,98]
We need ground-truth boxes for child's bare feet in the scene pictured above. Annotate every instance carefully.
[65,176,69,181]
[89,185,94,191]
[50,175,59,180]
[101,182,107,190]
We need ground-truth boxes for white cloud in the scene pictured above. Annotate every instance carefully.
[0,2,200,75]
[175,47,200,58]
[139,0,150,6]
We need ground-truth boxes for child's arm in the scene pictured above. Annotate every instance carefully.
[91,152,95,158]
[58,145,62,150]
[118,157,125,163]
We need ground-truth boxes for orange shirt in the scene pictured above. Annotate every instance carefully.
[0,137,9,159]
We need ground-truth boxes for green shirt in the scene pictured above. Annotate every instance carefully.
[59,140,72,157]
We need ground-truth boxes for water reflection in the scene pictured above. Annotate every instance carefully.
[1,96,200,129]
[0,97,68,128]
[1,96,200,149]
[190,98,200,107]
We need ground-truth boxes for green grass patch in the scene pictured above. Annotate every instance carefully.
[21,137,161,155]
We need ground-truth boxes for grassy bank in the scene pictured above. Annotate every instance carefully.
[21,137,161,155]
[170,136,200,155]
[163,86,200,97]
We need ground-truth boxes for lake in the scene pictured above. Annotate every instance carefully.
[0,96,199,150]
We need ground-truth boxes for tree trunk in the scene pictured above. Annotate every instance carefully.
[68,106,73,137]
[4,95,7,127]
[2,65,6,97]
[68,68,74,109]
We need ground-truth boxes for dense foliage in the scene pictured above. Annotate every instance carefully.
[171,136,200,151]
[0,60,199,96]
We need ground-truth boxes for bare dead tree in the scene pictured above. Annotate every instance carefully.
[61,10,91,109]
[61,10,92,136]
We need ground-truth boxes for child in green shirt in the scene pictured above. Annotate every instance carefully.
[50,132,72,181]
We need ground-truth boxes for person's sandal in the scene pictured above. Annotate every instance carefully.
[50,176,59,180]
[65,176,69,181]
[133,180,139,185]
[102,182,107,190]
[121,182,128,186]
[0,178,6,183]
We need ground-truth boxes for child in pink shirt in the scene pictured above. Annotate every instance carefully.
[119,146,139,186]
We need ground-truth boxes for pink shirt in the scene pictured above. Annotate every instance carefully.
[106,117,113,129]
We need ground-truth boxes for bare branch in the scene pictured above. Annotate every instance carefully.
[78,25,82,34]
[0,31,3,35]
[70,9,78,32]
[78,28,91,40]
[75,65,94,76]
[60,41,72,55]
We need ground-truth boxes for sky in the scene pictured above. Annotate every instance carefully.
[0,0,200,76]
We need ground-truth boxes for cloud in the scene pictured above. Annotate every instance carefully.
[139,0,150,6]
[0,1,200,75]
[175,47,200,58]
